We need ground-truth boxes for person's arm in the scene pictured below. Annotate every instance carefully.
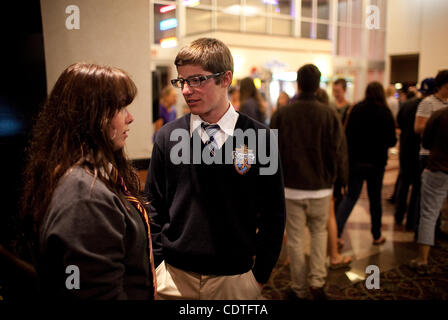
[414,116,428,135]
[422,110,441,151]
[333,112,349,188]
[154,118,163,133]
[414,98,431,135]
[252,130,286,284]
[44,199,128,299]
[144,141,168,267]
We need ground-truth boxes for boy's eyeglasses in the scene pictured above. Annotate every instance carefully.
[171,72,225,89]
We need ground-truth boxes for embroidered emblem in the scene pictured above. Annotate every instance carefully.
[233,145,255,175]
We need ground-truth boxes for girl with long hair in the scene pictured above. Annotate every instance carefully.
[335,81,397,246]
[21,63,156,300]
[239,77,267,123]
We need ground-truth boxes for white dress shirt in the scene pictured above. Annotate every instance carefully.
[189,103,239,148]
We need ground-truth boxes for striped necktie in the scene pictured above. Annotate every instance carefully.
[111,168,157,299]
[201,123,220,156]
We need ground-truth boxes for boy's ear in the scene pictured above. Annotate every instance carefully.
[222,70,233,87]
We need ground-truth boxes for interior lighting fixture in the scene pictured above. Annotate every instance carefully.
[160,37,178,48]
[160,4,176,13]
[253,78,262,89]
[160,18,178,31]
[183,0,200,7]
[223,5,259,16]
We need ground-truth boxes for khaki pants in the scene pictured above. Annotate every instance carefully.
[155,261,263,300]
[286,196,330,298]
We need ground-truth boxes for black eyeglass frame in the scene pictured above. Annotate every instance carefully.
[171,72,226,89]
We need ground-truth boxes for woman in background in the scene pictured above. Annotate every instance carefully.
[271,91,290,116]
[22,63,156,300]
[154,85,177,139]
[315,88,352,270]
[239,77,266,123]
[336,82,397,246]
[228,86,240,111]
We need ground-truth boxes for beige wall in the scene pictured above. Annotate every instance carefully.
[386,0,448,83]
[386,0,422,55]
[420,0,448,80]
[183,32,333,79]
[40,0,152,159]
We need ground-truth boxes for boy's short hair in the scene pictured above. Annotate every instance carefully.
[435,69,448,89]
[175,38,234,84]
[334,78,347,91]
[297,64,321,93]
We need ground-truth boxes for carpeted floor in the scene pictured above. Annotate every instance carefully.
[261,235,448,300]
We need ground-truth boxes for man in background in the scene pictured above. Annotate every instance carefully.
[271,64,348,300]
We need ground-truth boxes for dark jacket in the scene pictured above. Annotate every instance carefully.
[145,113,285,284]
[345,100,397,168]
[270,92,348,190]
[38,167,154,300]
[396,97,422,174]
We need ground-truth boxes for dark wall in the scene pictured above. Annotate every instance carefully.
[0,0,47,299]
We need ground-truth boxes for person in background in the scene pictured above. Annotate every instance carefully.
[331,78,351,126]
[336,82,397,246]
[145,38,285,300]
[411,70,448,239]
[228,86,240,111]
[395,78,436,229]
[315,88,329,106]
[330,79,352,237]
[410,106,448,272]
[154,86,177,138]
[239,77,267,123]
[389,84,418,204]
[271,64,348,300]
[315,88,352,270]
[386,84,399,120]
[277,91,290,108]
[21,63,156,300]
[271,91,290,117]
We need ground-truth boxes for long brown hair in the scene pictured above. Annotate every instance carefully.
[239,77,266,117]
[365,81,387,107]
[21,63,142,233]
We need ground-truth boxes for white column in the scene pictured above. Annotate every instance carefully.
[40,0,152,159]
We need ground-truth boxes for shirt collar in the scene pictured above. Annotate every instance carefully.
[190,103,239,137]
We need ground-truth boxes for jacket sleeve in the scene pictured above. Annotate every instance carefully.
[44,199,128,300]
[144,141,168,267]
[252,129,286,283]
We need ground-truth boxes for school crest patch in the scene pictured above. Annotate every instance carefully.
[233,145,255,175]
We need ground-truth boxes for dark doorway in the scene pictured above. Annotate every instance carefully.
[390,54,419,84]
